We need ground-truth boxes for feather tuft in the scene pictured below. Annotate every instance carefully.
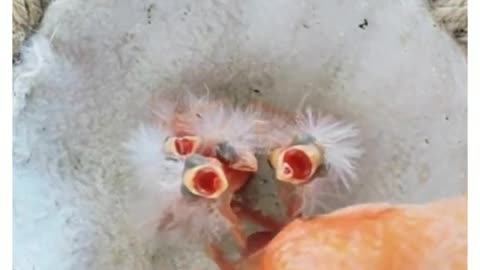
[297,107,363,189]
[125,124,231,249]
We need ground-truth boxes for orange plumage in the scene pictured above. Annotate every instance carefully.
[214,196,466,270]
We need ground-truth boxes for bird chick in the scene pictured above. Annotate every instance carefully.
[151,92,260,172]
[126,93,268,259]
[260,106,362,218]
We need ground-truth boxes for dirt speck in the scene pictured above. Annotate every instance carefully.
[417,163,431,183]
[358,18,368,29]
[146,4,154,24]
[251,88,261,95]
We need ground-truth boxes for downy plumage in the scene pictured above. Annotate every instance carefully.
[125,93,268,255]
[258,105,362,218]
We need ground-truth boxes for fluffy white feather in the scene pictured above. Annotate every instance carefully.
[251,102,298,151]
[297,107,363,190]
[153,91,264,153]
[125,124,231,249]
[191,104,263,151]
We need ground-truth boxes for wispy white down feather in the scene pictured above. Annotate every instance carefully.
[297,107,363,189]
[182,93,263,151]
[194,106,262,150]
[152,99,178,129]
[125,124,230,249]
[151,92,263,153]
[249,103,298,150]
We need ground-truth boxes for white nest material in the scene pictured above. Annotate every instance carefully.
[13,0,466,269]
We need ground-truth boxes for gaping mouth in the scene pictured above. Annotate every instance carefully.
[281,148,313,180]
[269,144,324,184]
[191,167,222,196]
[164,136,201,156]
[175,137,195,155]
[183,158,228,199]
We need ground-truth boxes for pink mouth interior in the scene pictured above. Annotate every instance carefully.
[193,167,222,196]
[175,137,195,155]
[282,148,313,181]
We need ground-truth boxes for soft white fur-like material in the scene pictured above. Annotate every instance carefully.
[125,125,231,249]
[13,0,466,269]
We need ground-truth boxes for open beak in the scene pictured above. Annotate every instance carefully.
[269,144,324,185]
[182,155,229,199]
[164,135,201,156]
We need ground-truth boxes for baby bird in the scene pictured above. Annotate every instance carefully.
[211,195,467,270]
[126,93,264,258]
[152,92,259,171]
[261,106,362,218]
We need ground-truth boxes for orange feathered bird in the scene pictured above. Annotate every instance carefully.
[211,195,467,270]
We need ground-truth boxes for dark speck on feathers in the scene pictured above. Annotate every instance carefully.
[424,138,430,144]
[445,115,449,120]
[358,18,368,29]
[302,23,310,29]
[196,113,203,119]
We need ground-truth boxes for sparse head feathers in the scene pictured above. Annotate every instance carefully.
[296,107,363,188]
[188,100,263,152]
[248,101,298,149]
[153,92,264,151]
